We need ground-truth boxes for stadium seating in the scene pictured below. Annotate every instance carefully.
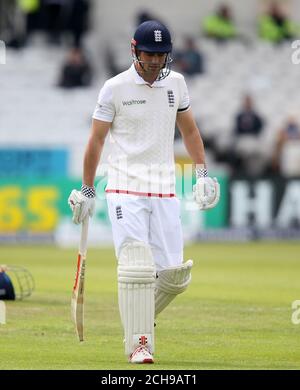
[1,38,299,176]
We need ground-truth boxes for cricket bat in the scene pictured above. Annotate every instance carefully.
[71,215,89,342]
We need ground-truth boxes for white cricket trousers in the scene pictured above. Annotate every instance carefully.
[106,193,184,271]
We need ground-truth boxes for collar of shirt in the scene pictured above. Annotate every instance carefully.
[130,64,166,88]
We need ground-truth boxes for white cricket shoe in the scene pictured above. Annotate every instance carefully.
[129,346,154,364]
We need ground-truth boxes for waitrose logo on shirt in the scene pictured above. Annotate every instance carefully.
[122,99,146,106]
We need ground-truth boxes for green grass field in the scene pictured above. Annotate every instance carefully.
[0,242,300,370]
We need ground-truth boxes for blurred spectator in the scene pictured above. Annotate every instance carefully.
[135,10,161,26]
[173,36,204,76]
[18,0,42,45]
[230,95,267,176]
[43,0,69,45]
[203,3,237,42]
[1,0,26,48]
[235,95,264,137]
[272,113,300,175]
[0,0,15,37]
[104,45,124,77]
[67,0,90,48]
[259,1,299,43]
[58,47,92,88]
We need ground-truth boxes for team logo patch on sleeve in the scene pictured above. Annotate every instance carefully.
[167,90,175,107]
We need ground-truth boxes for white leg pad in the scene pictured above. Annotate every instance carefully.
[155,259,193,317]
[118,241,156,356]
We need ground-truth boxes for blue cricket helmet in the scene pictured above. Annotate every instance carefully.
[0,266,34,300]
[0,272,15,300]
[131,20,173,80]
[132,20,172,53]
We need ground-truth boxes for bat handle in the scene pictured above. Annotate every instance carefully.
[79,215,89,257]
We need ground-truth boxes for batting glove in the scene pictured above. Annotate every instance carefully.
[68,184,96,224]
[193,168,220,210]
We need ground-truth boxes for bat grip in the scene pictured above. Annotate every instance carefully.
[79,215,89,257]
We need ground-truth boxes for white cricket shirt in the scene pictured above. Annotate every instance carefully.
[93,64,190,196]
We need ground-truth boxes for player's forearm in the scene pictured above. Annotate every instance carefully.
[83,135,103,187]
[182,128,206,167]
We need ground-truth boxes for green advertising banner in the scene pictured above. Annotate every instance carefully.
[0,173,229,243]
[0,178,76,233]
